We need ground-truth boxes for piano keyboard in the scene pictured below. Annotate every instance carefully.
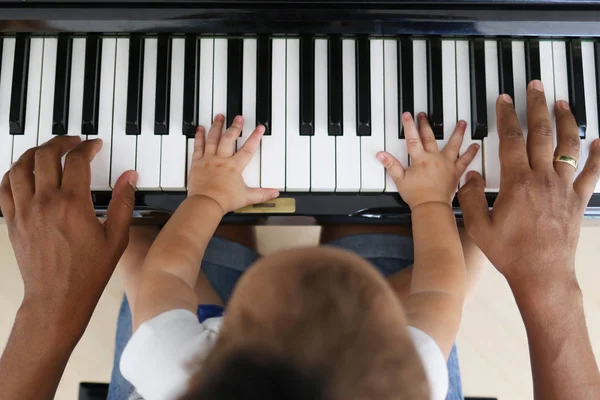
[1,35,599,194]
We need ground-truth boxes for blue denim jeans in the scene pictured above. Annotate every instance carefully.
[108,234,463,400]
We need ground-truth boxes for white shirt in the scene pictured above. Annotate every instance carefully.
[120,310,449,400]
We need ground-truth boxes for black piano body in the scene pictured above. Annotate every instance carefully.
[2,0,600,221]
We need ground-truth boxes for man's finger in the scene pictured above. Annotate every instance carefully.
[61,139,102,194]
[416,113,439,153]
[458,172,493,245]
[217,115,243,157]
[204,114,225,156]
[441,121,467,161]
[496,94,529,177]
[104,171,138,253]
[526,80,555,170]
[376,151,405,183]
[9,147,36,208]
[553,101,580,180]
[35,135,81,195]
[0,172,15,221]
[234,125,265,168]
[402,113,425,158]
[247,187,280,205]
[574,139,600,205]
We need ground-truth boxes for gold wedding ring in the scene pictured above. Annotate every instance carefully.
[553,155,578,170]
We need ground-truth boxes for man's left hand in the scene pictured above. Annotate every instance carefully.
[0,135,137,338]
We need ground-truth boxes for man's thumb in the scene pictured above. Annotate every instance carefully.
[104,171,137,251]
[458,171,492,241]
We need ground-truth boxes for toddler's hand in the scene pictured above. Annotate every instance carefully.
[188,114,279,214]
[377,112,480,209]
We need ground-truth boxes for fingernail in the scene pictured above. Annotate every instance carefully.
[458,120,467,128]
[558,100,570,110]
[418,112,427,119]
[466,171,476,182]
[530,80,544,92]
[235,115,243,123]
[402,112,411,120]
[215,114,224,122]
[501,94,513,104]
[377,153,386,162]
[271,190,280,199]
[128,171,138,189]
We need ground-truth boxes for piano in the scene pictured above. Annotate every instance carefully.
[1,0,600,221]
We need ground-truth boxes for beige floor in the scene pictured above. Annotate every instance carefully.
[0,224,598,400]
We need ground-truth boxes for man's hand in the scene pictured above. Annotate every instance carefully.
[458,87,600,289]
[0,135,137,336]
[459,82,600,399]
[187,114,279,214]
[377,112,479,209]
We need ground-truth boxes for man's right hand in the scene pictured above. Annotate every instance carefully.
[458,81,600,291]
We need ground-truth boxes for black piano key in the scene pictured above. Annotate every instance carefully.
[356,36,371,136]
[525,38,541,83]
[328,36,343,136]
[0,39,3,80]
[154,35,171,135]
[426,38,443,140]
[126,34,144,135]
[300,36,314,136]
[82,35,102,135]
[470,38,488,140]
[9,35,30,135]
[52,35,72,135]
[226,38,244,129]
[256,36,272,135]
[399,37,413,139]
[596,41,600,139]
[566,39,586,138]
[498,39,514,100]
[182,35,199,137]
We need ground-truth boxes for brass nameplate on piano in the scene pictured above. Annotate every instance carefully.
[234,198,296,214]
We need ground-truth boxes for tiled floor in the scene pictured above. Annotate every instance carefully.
[0,224,598,400]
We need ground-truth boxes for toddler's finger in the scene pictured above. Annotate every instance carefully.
[194,126,206,155]
[455,143,481,178]
[235,125,265,168]
[442,121,467,160]
[402,113,425,158]
[377,151,405,182]
[205,114,225,155]
[416,113,438,153]
[217,115,244,157]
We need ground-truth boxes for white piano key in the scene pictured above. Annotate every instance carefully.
[37,38,57,146]
[0,38,15,175]
[360,38,385,192]
[261,38,286,190]
[189,38,214,187]
[68,38,86,140]
[285,38,310,191]
[90,38,116,190]
[13,38,44,162]
[441,40,457,151]
[539,41,556,139]
[160,38,186,190]
[553,41,569,104]
[512,41,528,139]
[336,38,361,192]
[311,39,336,192]
[383,39,405,192]
[111,38,137,188]
[213,38,228,122]
[413,40,428,123]
[136,38,162,190]
[238,38,260,188]
[483,40,501,192]
[456,40,482,187]
[579,41,600,192]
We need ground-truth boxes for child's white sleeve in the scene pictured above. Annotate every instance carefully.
[408,326,449,400]
[120,309,223,400]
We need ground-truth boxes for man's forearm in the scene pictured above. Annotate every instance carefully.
[510,273,600,400]
[0,304,81,400]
